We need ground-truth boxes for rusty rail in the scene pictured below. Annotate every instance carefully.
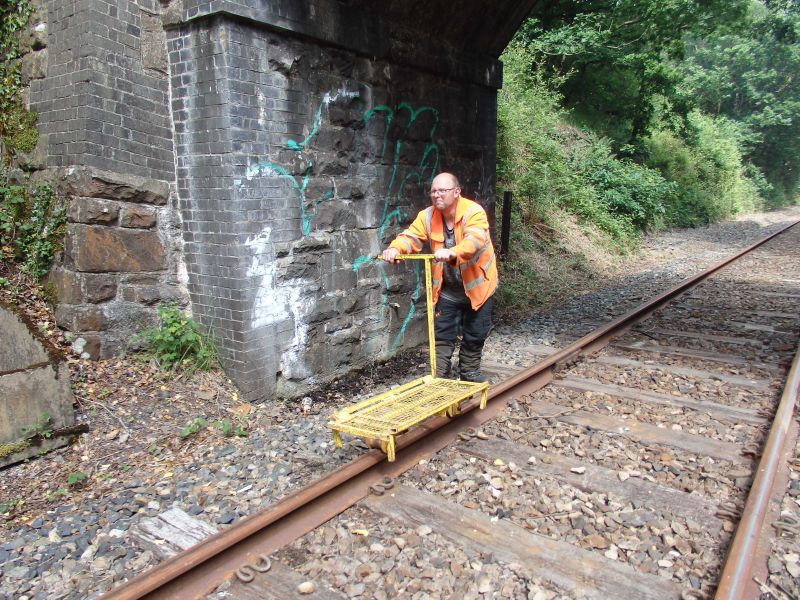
[715,338,800,599]
[102,220,798,600]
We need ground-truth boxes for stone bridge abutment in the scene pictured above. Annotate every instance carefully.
[27,0,534,400]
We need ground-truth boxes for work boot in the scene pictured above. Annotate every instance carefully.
[460,370,488,383]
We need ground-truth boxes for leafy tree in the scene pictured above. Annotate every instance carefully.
[517,0,750,145]
[680,1,800,203]
[498,42,673,240]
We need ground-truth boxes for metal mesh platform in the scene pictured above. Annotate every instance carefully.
[329,375,489,461]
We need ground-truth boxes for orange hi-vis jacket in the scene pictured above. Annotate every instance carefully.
[389,196,498,310]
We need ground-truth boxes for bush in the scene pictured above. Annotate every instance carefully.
[494,37,771,320]
[498,43,571,226]
[645,112,765,226]
[498,42,672,245]
[496,41,654,317]
[571,139,673,230]
[137,305,217,374]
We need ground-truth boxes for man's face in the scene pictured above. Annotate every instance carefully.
[429,176,459,214]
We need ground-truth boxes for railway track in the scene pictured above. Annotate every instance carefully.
[104,222,800,600]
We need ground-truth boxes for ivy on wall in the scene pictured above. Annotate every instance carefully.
[0,177,66,279]
[0,0,37,155]
[0,1,65,282]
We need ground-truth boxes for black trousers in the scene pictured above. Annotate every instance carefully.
[433,295,493,377]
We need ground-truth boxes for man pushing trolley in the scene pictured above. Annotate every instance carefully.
[382,172,498,383]
[328,173,497,461]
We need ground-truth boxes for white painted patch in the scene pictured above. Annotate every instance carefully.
[245,229,312,379]
[256,89,267,127]
[246,228,284,327]
[322,87,360,106]
[278,293,315,380]
[245,162,281,180]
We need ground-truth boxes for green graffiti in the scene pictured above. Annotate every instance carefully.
[245,161,330,236]
[245,90,363,234]
[390,261,424,352]
[365,103,440,239]
[352,255,376,271]
[351,101,441,350]
[246,87,441,352]
[287,98,326,151]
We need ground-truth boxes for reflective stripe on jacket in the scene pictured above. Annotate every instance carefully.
[389,196,498,310]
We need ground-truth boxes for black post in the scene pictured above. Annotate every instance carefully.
[500,191,512,258]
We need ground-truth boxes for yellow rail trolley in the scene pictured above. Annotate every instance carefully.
[329,255,489,461]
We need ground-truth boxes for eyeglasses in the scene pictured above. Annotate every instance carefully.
[429,187,456,196]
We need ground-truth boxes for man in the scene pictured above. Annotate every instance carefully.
[382,172,498,382]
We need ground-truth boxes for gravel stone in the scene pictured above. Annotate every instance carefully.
[1,208,798,600]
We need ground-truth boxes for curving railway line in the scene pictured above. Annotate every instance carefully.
[103,221,800,600]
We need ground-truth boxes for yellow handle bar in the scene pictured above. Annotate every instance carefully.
[377,253,436,261]
[376,253,437,376]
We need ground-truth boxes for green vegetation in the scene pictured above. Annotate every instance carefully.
[644,112,764,226]
[0,497,23,514]
[497,0,798,315]
[0,175,66,279]
[679,1,800,207]
[137,305,218,374]
[180,416,208,438]
[178,415,248,438]
[20,411,53,440]
[67,470,87,486]
[0,439,29,460]
[0,0,37,156]
[148,442,164,457]
[2,107,37,154]
[45,488,68,502]
[213,416,248,438]
[0,3,59,284]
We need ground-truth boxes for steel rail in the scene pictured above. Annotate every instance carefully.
[715,341,800,599]
[102,220,798,600]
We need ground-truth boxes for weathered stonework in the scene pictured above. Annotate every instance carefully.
[59,168,171,206]
[23,0,535,399]
[69,225,167,273]
[121,206,157,229]
[42,166,188,358]
[67,197,120,225]
[83,273,118,304]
